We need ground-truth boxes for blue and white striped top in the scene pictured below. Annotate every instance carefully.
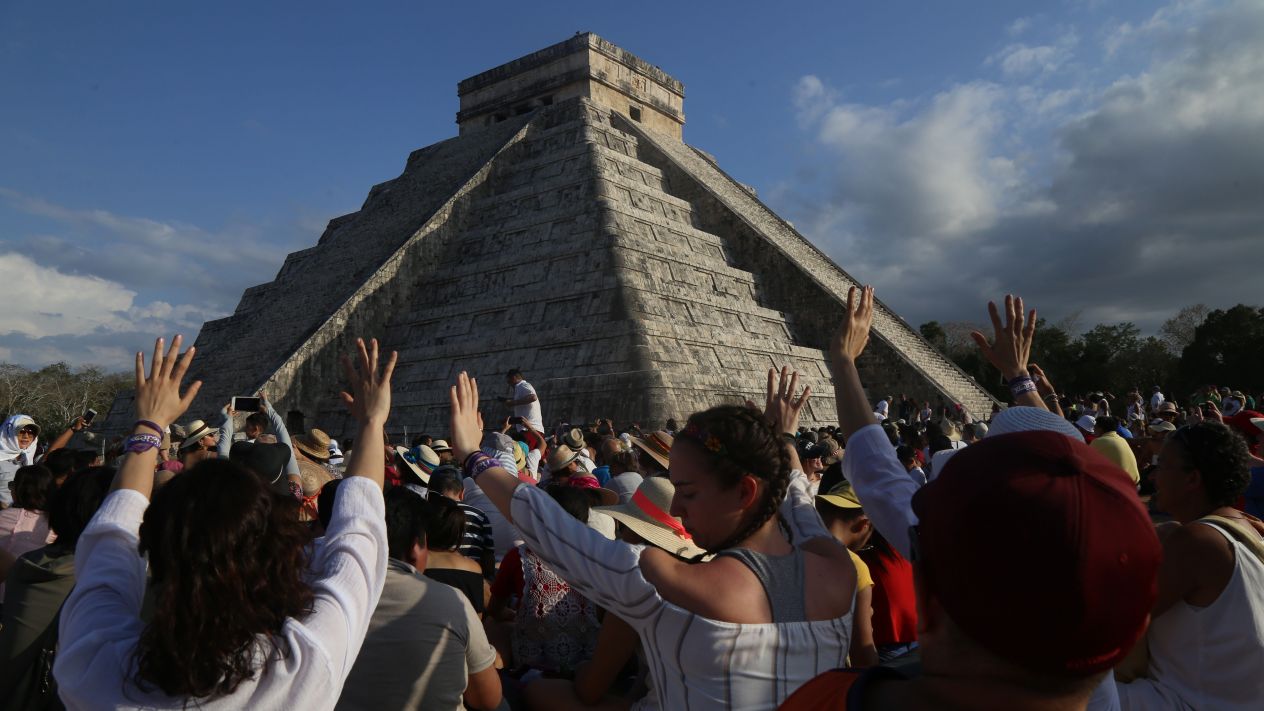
[509,470,853,710]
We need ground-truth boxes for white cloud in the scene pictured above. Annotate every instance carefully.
[1008,16,1035,37]
[0,253,137,338]
[987,31,1077,77]
[810,81,1017,239]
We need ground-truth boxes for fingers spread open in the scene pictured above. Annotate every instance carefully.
[162,335,183,380]
[151,338,165,381]
[172,345,196,384]
[382,350,398,383]
[180,380,203,409]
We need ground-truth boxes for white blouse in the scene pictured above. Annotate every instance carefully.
[509,469,852,711]
[55,476,387,710]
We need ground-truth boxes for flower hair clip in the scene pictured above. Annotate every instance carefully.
[681,423,728,458]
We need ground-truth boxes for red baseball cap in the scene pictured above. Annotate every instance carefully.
[911,430,1161,676]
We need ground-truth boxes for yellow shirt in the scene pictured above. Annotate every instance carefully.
[848,548,874,590]
[1090,432,1141,486]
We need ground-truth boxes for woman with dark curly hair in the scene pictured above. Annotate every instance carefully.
[1119,420,1264,710]
[450,366,857,710]
[53,335,395,709]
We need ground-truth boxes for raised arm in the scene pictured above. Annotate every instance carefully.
[449,372,659,620]
[40,417,85,460]
[217,404,235,458]
[971,295,1044,410]
[830,288,920,559]
[337,339,394,489]
[260,392,300,478]
[113,335,202,497]
[759,366,833,544]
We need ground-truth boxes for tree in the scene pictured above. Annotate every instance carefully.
[919,321,947,353]
[1175,305,1264,397]
[1160,304,1210,355]
[0,362,131,435]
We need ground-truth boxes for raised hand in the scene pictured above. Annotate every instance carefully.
[830,285,875,366]
[134,335,201,430]
[762,366,811,436]
[450,371,486,462]
[971,294,1036,381]
[1028,363,1056,397]
[338,338,397,425]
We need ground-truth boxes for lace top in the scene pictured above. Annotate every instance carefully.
[512,546,600,674]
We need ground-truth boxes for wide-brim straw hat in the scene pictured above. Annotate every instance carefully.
[431,439,453,453]
[548,444,582,472]
[563,428,586,451]
[294,428,332,461]
[594,477,706,559]
[630,431,674,470]
[299,460,333,496]
[394,446,430,484]
[181,420,219,450]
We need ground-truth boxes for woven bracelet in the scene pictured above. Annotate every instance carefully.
[125,433,162,454]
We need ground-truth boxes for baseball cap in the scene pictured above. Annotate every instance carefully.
[816,481,862,510]
[910,431,1161,676]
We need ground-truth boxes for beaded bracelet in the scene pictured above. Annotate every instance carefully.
[125,433,163,454]
[133,417,163,435]
[134,419,164,436]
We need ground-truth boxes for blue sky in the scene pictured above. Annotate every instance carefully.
[3,0,1262,367]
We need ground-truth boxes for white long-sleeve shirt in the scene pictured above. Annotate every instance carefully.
[509,467,852,710]
[55,476,387,710]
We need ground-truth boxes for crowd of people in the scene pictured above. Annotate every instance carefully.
[0,288,1261,710]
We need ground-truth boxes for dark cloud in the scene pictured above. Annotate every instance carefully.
[784,0,1264,334]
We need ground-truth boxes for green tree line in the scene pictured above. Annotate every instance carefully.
[920,303,1264,403]
[0,362,132,435]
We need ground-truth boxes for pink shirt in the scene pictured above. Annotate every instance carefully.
[0,507,55,598]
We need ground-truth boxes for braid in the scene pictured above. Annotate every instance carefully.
[679,405,793,554]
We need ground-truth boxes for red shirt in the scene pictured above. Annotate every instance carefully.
[490,546,524,600]
[859,544,918,646]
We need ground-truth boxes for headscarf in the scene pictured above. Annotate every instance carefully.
[0,414,39,465]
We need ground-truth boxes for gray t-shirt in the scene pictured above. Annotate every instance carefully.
[336,559,495,711]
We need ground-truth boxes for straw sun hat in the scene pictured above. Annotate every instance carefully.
[594,477,707,560]
[630,431,674,470]
[294,428,332,461]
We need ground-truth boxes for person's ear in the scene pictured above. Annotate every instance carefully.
[851,515,871,536]
[738,474,761,510]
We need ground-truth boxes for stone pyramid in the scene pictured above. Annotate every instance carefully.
[104,33,996,438]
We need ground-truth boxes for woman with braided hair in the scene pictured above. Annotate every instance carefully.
[450,367,857,710]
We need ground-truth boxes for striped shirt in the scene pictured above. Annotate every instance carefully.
[457,501,494,563]
[510,469,852,711]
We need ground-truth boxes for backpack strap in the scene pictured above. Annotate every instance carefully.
[1198,515,1264,567]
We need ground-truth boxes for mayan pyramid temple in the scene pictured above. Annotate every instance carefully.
[107,33,996,437]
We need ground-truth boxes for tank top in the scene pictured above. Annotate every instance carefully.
[1121,520,1264,710]
[716,545,808,623]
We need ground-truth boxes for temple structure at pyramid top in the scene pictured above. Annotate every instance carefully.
[456,32,685,139]
[103,33,997,439]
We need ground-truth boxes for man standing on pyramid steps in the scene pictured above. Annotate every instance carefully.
[500,368,543,433]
